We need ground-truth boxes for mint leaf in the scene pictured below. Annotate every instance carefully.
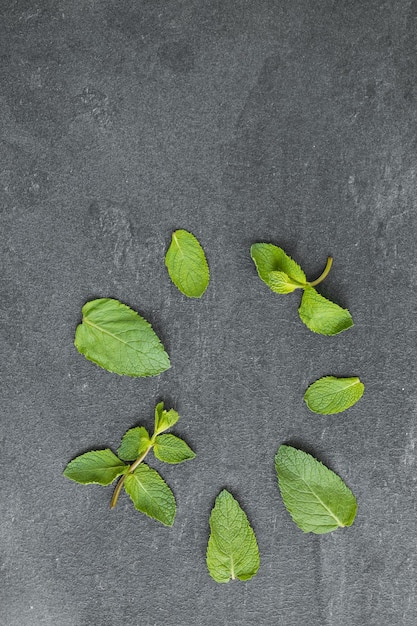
[74,298,170,377]
[165,229,210,298]
[63,449,128,486]
[124,464,176,526]
[304,376,364,414]
[153,434,196,464]
[250,243,306,292]
[206,490,260,583]
[275,445,357,534]
[117,426,151,461]
[154,401,179,435]
[298,286,353,335]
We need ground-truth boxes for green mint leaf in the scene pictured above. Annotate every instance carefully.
[74,298,170,377]
[153,434,196,464]
[304,376,365,414]
[206,490,260,583]
[298,286,353,335]
[250,243,306,292]
[165,229,210,298]
[63,449,128,486]
[124,464,176,526]
[154,401,180,435]
[267,270,303,294]
[117,426,151,461]
[275,445,357,534]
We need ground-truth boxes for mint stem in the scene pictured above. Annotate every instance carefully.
[110,445,152,509]
[308,257,333,287]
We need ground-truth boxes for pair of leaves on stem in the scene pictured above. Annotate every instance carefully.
[63,402,195,526]
[250,243,353,335]
[206,446,357,583]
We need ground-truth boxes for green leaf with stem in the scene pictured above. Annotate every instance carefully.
[154,401,180,435]
[63,449,128,486]
[74,298,170,377]
[124,464,176,526]
[304,376,364,414]
[250,243,307,293]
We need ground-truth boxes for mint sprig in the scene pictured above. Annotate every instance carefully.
[63,402,195,526]
[250,243,353,335]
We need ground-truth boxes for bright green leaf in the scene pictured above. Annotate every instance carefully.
[298,286,353,335]
[63,449,128,486]
[124,464,176,526]
[74,298,170,377]
[275,445,357,534]
[250,243,306,292]
[154,434,196,464]
[117,426,151,461]
[165,229,210,298]
[304,376,364,414]
[154,402,179,435]
[206,490,260,583]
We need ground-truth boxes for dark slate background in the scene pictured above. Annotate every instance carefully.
[1,1,417,624]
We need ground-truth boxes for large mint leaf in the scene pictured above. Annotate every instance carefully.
[63,449,128,486]
[117,426,151,461]
[298,286,353,335]
[165,229,210,298]
[153,434,195,464]
[206,490,260,583]
[275,445,357,534]
[250,243,306,293]
[74,298,170,377]
[124,464,176,526]
[304,376,364,414]
[154,402,179,435]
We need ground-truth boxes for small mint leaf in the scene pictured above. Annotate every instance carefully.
[250,243,306,292]
[117,426,151,461]
[268,271,304,294]
[206,490,260,583]
[165,229,210,298]
[74,298,170,377]
[298,286,353,335]
[153,434,196,464]
[275,445,357,534]
[304,376,364,414]
[63,449,128,486]
[124,464,176,526]
[154,402,180,435]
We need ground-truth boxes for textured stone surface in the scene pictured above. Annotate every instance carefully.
[1,1,417,624]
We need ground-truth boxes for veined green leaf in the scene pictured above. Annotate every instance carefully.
[275,445,357,534]
[165,229,210,298]
[63,449,128,486]
[154,402,179,435]
[206,490,260,583]
[250,243,306,292]
[154,434,195,464]
[74,298,170,377]
[304,376,364,414]
[124,464,176,526]
[298,286,353,335]
[117,426,151,461]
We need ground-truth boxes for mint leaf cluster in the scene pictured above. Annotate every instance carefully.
[63,402,195,526]
[250,243,353,335]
